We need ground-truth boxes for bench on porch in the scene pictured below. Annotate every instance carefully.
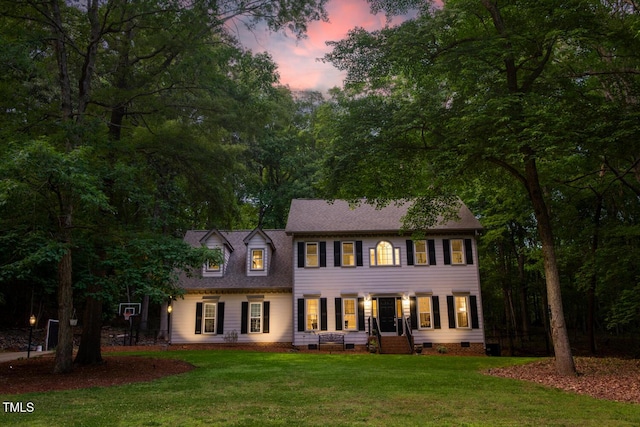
[317,332,345,350]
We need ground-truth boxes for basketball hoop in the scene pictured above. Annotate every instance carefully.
[124,312,131,321]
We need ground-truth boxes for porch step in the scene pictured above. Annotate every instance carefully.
[379,336,413,354]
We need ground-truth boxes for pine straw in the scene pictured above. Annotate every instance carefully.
[485,357,640,404]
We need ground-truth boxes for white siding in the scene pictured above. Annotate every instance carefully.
[293,235,484,347]
[171,293,292,344]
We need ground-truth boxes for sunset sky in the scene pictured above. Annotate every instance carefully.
[237,0,411,93]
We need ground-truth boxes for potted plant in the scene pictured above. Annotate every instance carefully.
[70,309,78,326]
[367,336,378,353]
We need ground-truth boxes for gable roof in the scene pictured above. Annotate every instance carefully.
[285,199,482,235]
[243,228,275,251]
[198,229,234,252]
[181,229,292,293]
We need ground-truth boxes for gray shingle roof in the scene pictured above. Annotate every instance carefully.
[180,229,292,293]
[285,199,482,235]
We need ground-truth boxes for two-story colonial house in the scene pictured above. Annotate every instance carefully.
[170,199,485,354]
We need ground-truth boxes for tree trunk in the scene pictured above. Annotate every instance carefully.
[587,193,603,354]
[524,154,576,376]
[140,295,150,332]
[74,292,104,365]
[54,246,74,374]
[157,301,169,342]
[517,250,530,341]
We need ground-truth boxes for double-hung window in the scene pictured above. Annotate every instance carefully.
[342,298,357,330]
[455,296,469,328]
[369,241,400,266]
[306,298,319,331]
[306,243,319,267]
[414,240,428,265]
[342,242,355,267]
[203,303,216,333]
[451,239,465,265]
[418,297,432,328]
[250,302,262,333]
[251,249,264,271]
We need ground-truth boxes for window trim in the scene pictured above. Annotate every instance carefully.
[450,239,465,265]
[417,296,433,329]
[203,302,217,334]
[369,240,401,266]
[250,248,265,271]
[305,242,319,268]
[341,241,355,267]
[454,295,470,329]
[414,240,428,266]
[249,301,262,333]
[305,298,320,331]
[342,297,357,331]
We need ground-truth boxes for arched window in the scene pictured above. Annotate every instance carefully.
[369,241,400,266]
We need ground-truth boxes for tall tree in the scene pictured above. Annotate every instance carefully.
[322,0,640,374]
[0,0,328,372]
[242,88,325,228]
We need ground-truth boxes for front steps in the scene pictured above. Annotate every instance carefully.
[379,335,413,354]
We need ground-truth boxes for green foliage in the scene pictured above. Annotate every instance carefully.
[322,0,640,345]
[76,236,221,305]
[0,0,329,334]
[240,89,325,228]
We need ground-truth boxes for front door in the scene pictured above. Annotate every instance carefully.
[378,297,397,333]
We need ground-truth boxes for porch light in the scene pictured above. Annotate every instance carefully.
[167,304,173,314]
[402,294,410,311]
[364,295,372,310]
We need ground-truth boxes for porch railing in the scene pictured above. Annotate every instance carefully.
[403,316,414,353]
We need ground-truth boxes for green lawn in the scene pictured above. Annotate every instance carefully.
[2,351,639,426]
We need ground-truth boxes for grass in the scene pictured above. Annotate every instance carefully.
[2,350,639,426]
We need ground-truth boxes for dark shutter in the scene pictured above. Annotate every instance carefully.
[334,241,341,267]
[297,242,305,268]
[464,238,474,265]
[320,298,328,330]
[447,296,456,328]
[428,239,436,265]
[356,241,363,266]
[216,302,225,335]
[410,297,417,330]
[335,298,343,330]
[358,297,365,331]
[319,242,327,267]
[195,302,203,334]
[470,296,479,329]
[432,296,441,329]
[241,301,248,334]
[406,240,414,266]
[297,299,305,332]
[263,301,270,333]
[443,239,451,265]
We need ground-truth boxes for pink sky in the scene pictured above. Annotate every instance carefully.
[238,0,409,93]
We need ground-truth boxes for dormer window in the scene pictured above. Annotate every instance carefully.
[251,249,265,271]
[205,259,221,272]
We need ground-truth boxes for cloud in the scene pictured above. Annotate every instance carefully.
[237,0,409,93]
